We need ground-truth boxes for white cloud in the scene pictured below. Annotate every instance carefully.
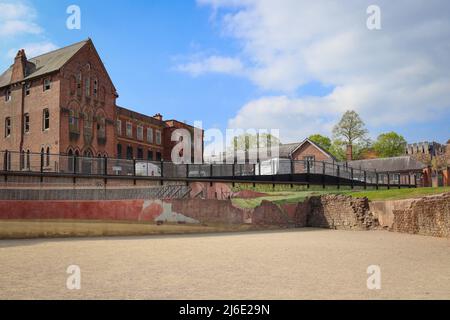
[175,55,244,76]
[7,42,59,59]
[194,0,450,141]
[0,2,43,37]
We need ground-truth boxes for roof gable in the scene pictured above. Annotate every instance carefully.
[290,138,336,160]
[0,39,89,88]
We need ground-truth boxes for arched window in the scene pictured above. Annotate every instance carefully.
[46,147,50,166]
[26,150,30,170]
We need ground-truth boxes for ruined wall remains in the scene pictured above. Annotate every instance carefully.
[307,194,378,230]
[170,199,244,224]
[391,193,450,237]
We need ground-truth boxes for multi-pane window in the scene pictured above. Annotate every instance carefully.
[137,148,143,160]
[126,122,132,137]
[147,128,153,143]
[117,144,122,159]
[43,78,51,91]
[69,110,79,132]
[5,87,11,102]
[25,82,31,96]
[137,125,143,140]
[85,77,90,97]
[5,117,11,137]
[77,72,82,94]
[303,156,315,170]
[24,113,30,133]
[116,120,122,135]
[147,150,153,161]
[126,146,133,159]
[156,152,162,161]
[155,130,161,145]
[42,109,50,130]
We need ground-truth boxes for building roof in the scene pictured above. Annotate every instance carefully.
[344,156,426,172]
[286,138,336,160]
[116,106,166,127]
[0,39,89,88]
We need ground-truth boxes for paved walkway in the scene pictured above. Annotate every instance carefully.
[0,229,449,299]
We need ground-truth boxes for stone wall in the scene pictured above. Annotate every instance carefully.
[391,193,450,237]
[307,194,378,230]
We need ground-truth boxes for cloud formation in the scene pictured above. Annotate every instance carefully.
[0,1,58,65]
[187,0,450,141]
[0,2,42,37]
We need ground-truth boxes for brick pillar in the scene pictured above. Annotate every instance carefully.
[422,166,432,187]
[346,144,353,161]
[443,167,450,186]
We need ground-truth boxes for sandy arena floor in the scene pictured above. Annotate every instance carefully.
[0,229,449,299]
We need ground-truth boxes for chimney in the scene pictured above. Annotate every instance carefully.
[154,113,163,121]
[11,49,28,82]
[346,144,353,161]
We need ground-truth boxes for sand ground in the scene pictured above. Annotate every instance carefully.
[0,229,449,299]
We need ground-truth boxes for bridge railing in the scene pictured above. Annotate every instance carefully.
[0,150,419,188]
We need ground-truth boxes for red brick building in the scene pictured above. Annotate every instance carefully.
[0,39,202,167]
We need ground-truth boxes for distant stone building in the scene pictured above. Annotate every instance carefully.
[406,141,447,167]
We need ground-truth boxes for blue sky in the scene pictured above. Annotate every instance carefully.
[1,0,449,145]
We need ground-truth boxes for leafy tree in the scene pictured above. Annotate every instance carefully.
[373,132,407,158]
[332,110,369,160]
[308,134,332,151]
[332,110,368,146]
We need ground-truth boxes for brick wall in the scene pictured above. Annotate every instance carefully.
[391,193,450,237]
[307,194,378,230]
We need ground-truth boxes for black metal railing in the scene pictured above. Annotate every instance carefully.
[0,150,420,188]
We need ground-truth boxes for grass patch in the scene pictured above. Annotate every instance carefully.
[231,187,450,208]
[232,191,330,208]
[342,187,450,201]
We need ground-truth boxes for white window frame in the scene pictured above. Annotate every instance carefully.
[126,122,133,138]
[85,77,90,97]
[156,130,162,145]
[137,125,144,141]
[43,78,51,91]
[24,113,30,133]
[5,117,11,137]
[43,108,50,131]
[147,127,153,143]
[116,119,122,135]
[5,87,11,102]
[25,82,31,96]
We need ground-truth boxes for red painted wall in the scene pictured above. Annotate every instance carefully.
[0,200,151,221]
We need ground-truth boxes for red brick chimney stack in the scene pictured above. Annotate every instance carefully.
[11,49,27,83]
[346,144,353,161]
[154,113,163,121]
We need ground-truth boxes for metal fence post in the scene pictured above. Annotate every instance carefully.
[160,160,164,186]
[398,173,401,189]
[306,160,310,189]
[375,171,379,190]
[3,150,8,171]
[350,168,354,189]
[364,170,367,190]
[133,158,136,185]
[387,173,390,189]
[103,156,108,185]
[408,173,411,188]
[232,162,235,187]
[322,161,326,189]
[337,165,340,189]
